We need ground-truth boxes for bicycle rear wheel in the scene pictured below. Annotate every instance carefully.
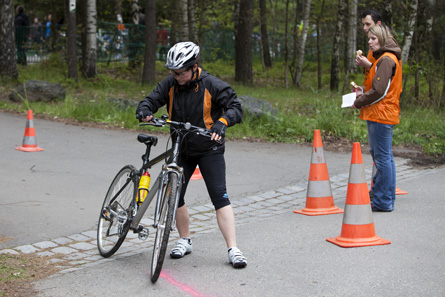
[97,165,138,258]
[150,172,178,283]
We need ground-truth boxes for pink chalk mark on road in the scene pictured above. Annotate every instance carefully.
[160,271,212,297]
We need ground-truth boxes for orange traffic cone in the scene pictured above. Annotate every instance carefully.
[15,110,44,152]
[190,166,203,180]
[294,130,343,216]
[396,187,408,195]
[370,162,408,195]
[326,143,390,248]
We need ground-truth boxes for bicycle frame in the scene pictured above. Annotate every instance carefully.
[130,131,184,232]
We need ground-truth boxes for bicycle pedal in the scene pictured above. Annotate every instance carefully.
[138,228,149,241]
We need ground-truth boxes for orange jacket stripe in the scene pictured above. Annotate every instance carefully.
[168,86,174,118]
[203,89,213,129]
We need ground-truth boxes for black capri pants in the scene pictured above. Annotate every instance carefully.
[178,147,230,210]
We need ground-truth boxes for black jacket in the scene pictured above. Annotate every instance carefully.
[15,12,30,44]
[137,67,243,155]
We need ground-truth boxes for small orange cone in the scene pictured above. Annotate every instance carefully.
[15,110,44,152]
[326,143,390,248]
[190,166,203,180]
[396,187,408,195]
[294,130,343,216]
[370,162,408,195]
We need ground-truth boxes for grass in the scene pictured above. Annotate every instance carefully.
[0,55,444,157]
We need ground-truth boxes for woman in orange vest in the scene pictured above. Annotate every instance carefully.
[352,24,402,212]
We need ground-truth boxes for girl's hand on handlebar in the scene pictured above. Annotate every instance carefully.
[142,115,153,122]
[210,121,227,142]
[136,110,154,122]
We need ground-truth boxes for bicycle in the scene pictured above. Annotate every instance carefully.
[96,115,212,283]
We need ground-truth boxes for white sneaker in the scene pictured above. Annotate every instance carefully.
[228,247,247,268]
[170,238,192,258]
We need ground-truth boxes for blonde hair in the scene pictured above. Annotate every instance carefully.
[368,24,389,47]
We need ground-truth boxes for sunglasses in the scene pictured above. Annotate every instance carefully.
[170,68,191,77]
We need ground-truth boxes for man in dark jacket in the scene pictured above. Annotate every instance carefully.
[136,41,247,268]
[15,6,30,65]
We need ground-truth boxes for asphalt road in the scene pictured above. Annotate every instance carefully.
[1,111,444,296]
[0,111,360,249]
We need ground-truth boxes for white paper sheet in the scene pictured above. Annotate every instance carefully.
[341,92,356,108]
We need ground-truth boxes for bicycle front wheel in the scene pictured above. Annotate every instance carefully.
[150,172,178,283]
[97,165,138,258]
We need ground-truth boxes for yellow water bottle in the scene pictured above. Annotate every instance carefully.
[137,172,150,205]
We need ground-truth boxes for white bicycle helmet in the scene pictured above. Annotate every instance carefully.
[165,41,200,70]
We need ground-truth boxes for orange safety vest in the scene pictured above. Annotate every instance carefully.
[359,52,402,125]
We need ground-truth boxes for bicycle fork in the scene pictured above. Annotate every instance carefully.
[153,164,183,231]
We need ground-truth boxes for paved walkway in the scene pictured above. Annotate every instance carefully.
[0,158,426,277]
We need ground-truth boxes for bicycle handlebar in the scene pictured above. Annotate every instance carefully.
[139,116,212,138]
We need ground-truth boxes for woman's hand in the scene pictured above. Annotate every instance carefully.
[356,55,372,69]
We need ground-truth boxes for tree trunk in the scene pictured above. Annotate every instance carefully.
[382,2,393,30]
[142,0,156,85]
[269,0,277,62]
[259,0,272,68]
[348,0,357,72]
[442,52,445,109]
[67,0,78,82]
[330,0,346,91]
[290,0,301,85]
[188,0,198,43]
[179,0,188,41]
[284,0,290,89]
[131,0,141,24]
[414,13,419,102]
[169,0,178,46]
[83,0,97,78]
[316,0,325,90]
[294,0,312,87]
[342,0,357,93]
[235,0,254,85]
[0,0,18,80]
[401,0,418,64]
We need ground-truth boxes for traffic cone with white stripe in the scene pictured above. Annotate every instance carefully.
[326,143,390,247]
[15,110,44,152]
[369,162,408,195]
[190,166,203,180]
[294,130,343,216]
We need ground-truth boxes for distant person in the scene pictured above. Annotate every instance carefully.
[15,5,30,65]
[156,23,168,60]
[31,17,43,48]
[352,24,402,212]
[45,14,52,42]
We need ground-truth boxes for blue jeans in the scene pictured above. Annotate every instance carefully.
[367,121,396,211]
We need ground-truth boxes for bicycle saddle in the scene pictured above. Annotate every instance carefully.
[137,134,158,146]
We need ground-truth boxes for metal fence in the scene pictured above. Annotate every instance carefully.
[16,21,325,65]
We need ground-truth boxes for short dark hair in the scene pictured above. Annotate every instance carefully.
[360,9,382,24]
[16,5,24,14]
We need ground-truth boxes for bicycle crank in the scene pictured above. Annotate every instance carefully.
[133,225,149,241]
